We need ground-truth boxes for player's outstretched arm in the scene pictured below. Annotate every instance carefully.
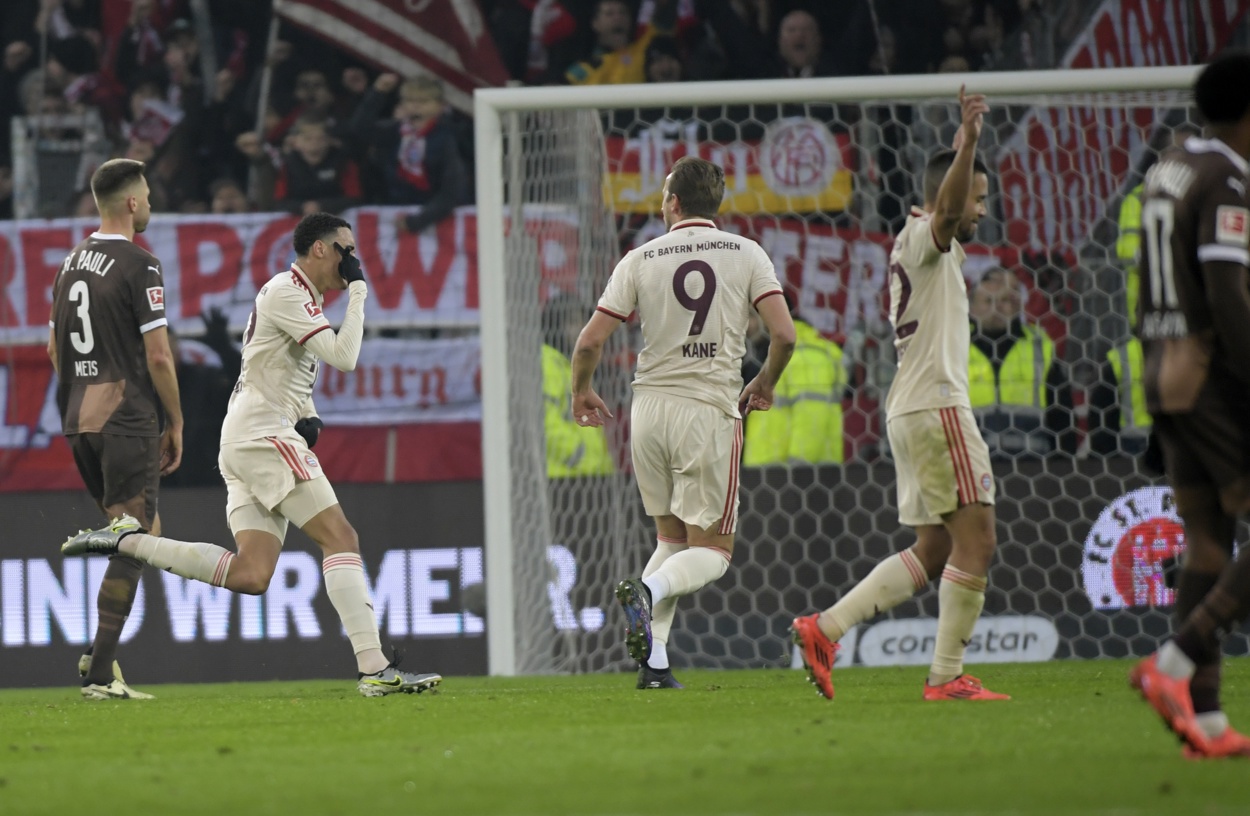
[739,293,796,415]
[570,311,619,427]
[932,85,988,249]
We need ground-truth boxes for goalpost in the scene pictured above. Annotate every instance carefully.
[475,66,1221,677]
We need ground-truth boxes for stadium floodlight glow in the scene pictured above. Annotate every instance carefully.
[476,66,1200,677]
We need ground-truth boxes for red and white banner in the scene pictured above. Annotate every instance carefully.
[998,0,1250,250]
[271,0,508,114]
[315,336,480,424]
[0,206,579,345]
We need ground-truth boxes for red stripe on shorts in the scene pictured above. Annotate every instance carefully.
[946,407,979,504]
[718,418,743,535]
[269,437,310,480]
[939,408,973,505]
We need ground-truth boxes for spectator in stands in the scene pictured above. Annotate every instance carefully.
[208,176,248,214]
[1087,335,1151,457]
[743,293,847,466]
[542,293,614,478]
[48,34,123,125]
[243,115,362,215]
[349,72,468,234]
[113,0,167,89]
[0,165,13,220]
[644,35,684,83]
[775,9,836,78]
[968,268,1073,457]
[566,0,676,85]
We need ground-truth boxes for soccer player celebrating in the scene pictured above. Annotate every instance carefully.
[63,213,441,697]
[1130,50,1250,758]
[791,87,1010,702]
[50,158,183,700]
[571,157,796,689]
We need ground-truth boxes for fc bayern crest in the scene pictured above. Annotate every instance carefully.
[1081,486,1185,611]
[760,118,839,197]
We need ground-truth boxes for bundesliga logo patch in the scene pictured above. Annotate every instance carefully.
[146,287,164,310]
[304,302,323,319]
[1216,205,1249,247]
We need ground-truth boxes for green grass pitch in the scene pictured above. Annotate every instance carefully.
[1,659,1246,815]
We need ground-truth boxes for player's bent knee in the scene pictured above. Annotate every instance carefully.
[230,563,275,596]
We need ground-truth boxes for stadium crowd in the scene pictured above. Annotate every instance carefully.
[0,0,1181,471]
[0,0,1043,220]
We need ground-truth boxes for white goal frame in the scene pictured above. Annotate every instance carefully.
[475,65,1200,676]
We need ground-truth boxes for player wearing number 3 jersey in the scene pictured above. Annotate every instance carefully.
[791,87,1010,702]
[571,156,796,689]
[49,158,183,700]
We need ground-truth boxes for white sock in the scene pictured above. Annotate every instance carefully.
[642,546,730,606]
[1156,640,1196,681]
[1196,710,1230,739]
[643,536,686,670]
[322,553,387,674]
[818,548,928,642]
[928,565,987,686]
[120,533,233,587]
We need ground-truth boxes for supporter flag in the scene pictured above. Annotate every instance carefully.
[271,0,508,113]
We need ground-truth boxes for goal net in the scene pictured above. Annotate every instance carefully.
[477,68,1250,675]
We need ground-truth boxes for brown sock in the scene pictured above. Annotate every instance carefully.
[84,556,143,686]
[1174,570,1222,713]
[1174,555,1250,667]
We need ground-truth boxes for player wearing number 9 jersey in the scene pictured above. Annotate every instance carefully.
[1130,51,1250,759]
[791,87,1011,703]
[572,156,796,689]
[49,158,184,700]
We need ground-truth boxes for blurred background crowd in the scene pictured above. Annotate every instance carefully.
[0,0,1082,221]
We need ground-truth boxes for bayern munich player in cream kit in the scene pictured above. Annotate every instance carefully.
[791,87,1011,702]
[571,156,796,689]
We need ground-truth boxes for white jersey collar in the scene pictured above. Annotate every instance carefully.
[289,263,323,304]
[669,218,717,231]
[90,231,129,241]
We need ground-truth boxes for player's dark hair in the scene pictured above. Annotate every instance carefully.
[90,159,146,205]
[667,156,725,219]
[1195,49,1250,125]
[923,149,990,205]
[293,212,350,257]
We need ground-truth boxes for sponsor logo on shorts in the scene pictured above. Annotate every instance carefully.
[854,616,1057,666]
[980,473,992,491]
[304,455,318,468]
[1081,486,1184,611]
[146,287,164,310]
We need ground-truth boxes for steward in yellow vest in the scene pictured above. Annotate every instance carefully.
[1087,337,1151,456]
[743,318,846,465]
[543,294,615,478]
[968,269,1071,456]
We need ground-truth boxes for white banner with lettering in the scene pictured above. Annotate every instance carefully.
[314,336,481,424]
[0,205,580,344]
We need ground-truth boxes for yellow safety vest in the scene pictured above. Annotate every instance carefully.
[542,344,615,478]
[968,325,1052,410]
[1107,338,1152,432]
[1117,184,1143,328]
[743,320,846,465]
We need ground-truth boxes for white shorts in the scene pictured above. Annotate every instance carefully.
[220,433,339,538]
[631,391,742,533]
[888,405,995,527]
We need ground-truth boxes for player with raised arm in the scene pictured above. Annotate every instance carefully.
[1128,51,1250,758]
[50,158,182,700]
[62,213,441,697]
[571,156,796,689]
[790,87,1010,702]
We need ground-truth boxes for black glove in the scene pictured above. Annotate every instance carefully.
[335,242,364,284]
[295,417,324,448]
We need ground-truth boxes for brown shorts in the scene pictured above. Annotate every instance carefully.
[1155,381,1250,511]
[67,432,160,526]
